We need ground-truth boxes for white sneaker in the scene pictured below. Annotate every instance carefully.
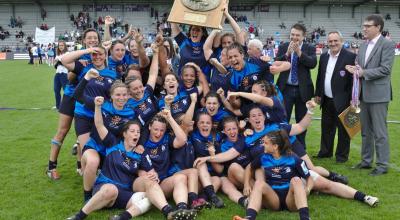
[364,195,379,207]
[76,168,83,176]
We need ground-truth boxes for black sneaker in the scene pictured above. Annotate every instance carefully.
[66,216,78,220]
[330,173,349,185]
[210,195,225,208]
[71,142,79,155]
[167,209,197,220]
[190,198,210,211]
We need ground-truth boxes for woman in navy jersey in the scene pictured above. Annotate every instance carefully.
[179,62,209,99]
[221,80,287,124]
[61,46,118,169]
[194,116,250,208]
[142,110,197,215]
[47,29,101,179]
[125,43,159,126]
[171,23,210,76]
[158,73,192,118]
[66,96,195,220]
[207,48,232,93]
[106,40,129,75]
[234,130,313,220]
[191,112,225,208]
[244,104,350,186]
[125,29,150,68]
[199,92,232,129]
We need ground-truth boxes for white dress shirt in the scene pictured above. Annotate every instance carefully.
[365,34,381,64]
[324,50,340,98]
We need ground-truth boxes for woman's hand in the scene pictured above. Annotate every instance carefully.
[94,96,104,106]
[104,15,114,26]
[85,68,99,80]
[146,170,159,183]
[243,182,252,197]
[193,157,209,168]
[134,145,145,154]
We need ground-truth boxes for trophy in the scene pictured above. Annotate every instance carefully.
[168,0,227,29]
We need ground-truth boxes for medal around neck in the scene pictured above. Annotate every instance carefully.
[168,0,226,29]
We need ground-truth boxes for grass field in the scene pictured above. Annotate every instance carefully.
[0,58,399,220]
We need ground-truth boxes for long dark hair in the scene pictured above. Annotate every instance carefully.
[266,129,291,155]
[56,41,68,56]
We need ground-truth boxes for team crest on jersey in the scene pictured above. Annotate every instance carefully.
[107,78,113,84]
[138,103,147,111]
[147,98,152,103]
[182,99,187,105]
[242,76,249,87]
[150,148,158,156]
[272,167,281,173]
[161,145,166,152]
[284,167,291,173]
[116,64,127,74]
[96,76,104,82]
[111,116,121,126]
[252,75,258,81]
[172,103,179,110]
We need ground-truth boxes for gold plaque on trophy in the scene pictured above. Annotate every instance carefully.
[338,106,361,139]
[168,0,227,29]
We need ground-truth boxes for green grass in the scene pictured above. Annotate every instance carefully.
[0,58,399,220]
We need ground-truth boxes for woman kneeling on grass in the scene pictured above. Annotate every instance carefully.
[234,130,313,220]
[67,96,193,220]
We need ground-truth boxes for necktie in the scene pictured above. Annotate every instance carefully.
[290,53,298,84]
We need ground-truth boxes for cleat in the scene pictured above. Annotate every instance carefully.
[66,215,77,220]
[109,214,122,220]
[46,169,60,180]
[242,197,249,208]
[330,173,348,185]
[71,142,79,155]
[76,168,83,176]
[167,209,197,220]
[190,198,209,211]
[364,195,379,207]
[210,195,225,208]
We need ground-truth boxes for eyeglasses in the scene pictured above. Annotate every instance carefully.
[363,24,376,28]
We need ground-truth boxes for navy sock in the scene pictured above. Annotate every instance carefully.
[188,192,198,205]
[83,190,92,202]
[48,160,57,170]
[238,196,248,207]
[77,161,82,169]
[176,202,188,210]
[118,211,132,220]
[204,185,216,199]
[299,207,310,220]
[354,191,366,202]
[245,208,257,220]
[75,209,87,220]
[161,204,173,217]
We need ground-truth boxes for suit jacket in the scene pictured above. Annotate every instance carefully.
[275,42,317,102]
[357,35,395,103]
[315,48,356,113]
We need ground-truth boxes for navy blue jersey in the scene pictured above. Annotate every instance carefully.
[179,83,199,96]
[220,135,251,168]
[108,56,128,75]
[123,51,140,66]
[175,32,211,78]
[191,130,222,174]
[95,132,153,190]
[230,58,273,93]
[85,101,136,156]
[210,67,232,93]
[143,134,173,181]
[241,97,287,123]
[158,91,191,118]
[73,63,119,118]
[127,85,158,126]
[251,153,310,190]
[170,137,196,170]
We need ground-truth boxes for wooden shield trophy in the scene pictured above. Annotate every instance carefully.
[168,0,227,29]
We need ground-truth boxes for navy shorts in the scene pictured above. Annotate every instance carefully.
[74,115,93,136]
[291,140,307,158]
[58,95,75,117]
[93,183,133,209]
[274,188,289,211]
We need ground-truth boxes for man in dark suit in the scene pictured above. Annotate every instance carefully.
[315,31,356,163]
[346,14,395,176]
[275,23,317,148]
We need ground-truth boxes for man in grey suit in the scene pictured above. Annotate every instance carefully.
[345,14,395,176]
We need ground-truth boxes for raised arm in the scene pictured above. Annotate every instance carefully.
[203,29,220,61]
[269,61,291,75]
[193,147,240,167]
[161,109,187,148]
[103,15,114,42]
[132,28,150,68]
[73,68,100,109]
[290,99,316,135]
[181,93,198,134]
[223,6,244,45]
[146,43,159,89]
[217,88,242,116]
[61,47,100,71]
[227,91,274,107]
[94,96,108,140]
[171,23,181,38]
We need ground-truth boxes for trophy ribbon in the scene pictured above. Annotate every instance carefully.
[351,62,361,113]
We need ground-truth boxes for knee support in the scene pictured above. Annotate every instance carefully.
[130,192,151,215]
